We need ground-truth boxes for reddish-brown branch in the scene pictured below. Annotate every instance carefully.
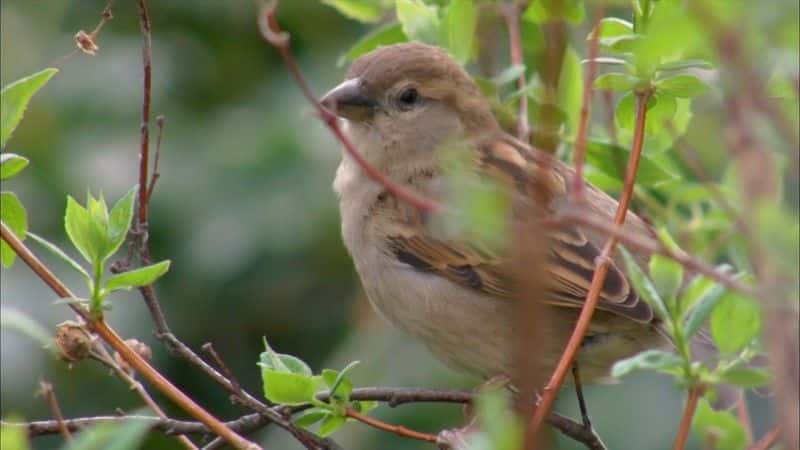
[749,424,782,450]
[499,2,532,143]
[672,386,704,450]
[529,89,652,437]
[571,3,606,198]
[257,1,440,213]
[736,391,753,445]
[345,408,438,443]
[136,0,152,226]
[0,222,259,450]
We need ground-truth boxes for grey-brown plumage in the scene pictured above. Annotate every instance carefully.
[324,42,668,381]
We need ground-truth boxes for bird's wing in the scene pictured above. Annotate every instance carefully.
[385,134,655,324]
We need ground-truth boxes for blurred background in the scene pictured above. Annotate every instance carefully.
[0,1,781,449]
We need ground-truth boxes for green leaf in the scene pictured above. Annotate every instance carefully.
[611,349,683,378]
[491,64,526,87]
[106,186,137,259]
[322,360,359,401]
[105,260,171,292]
[65,196,97,264]
[396,0,440,44]
[656,74,710,98]
[62,414,150,450]
[339,23,407,66]
[440,0,476,64]
[0,153,29,180]
[558,47,583,135]
[523,0,584,24]
[27,232,91,281]
[466,390,523,450]
[294,407,329,428]
[718,366,772,388]
[711,292,761,354]
[585,140,676,187]
[0,191,28,268]
[317,412,346,437]
[592,17,634,43]
[692,399,747,450]
[593,72,639,92]
[620,247,670,319]
[321,0,385,23]
[1,418,32,450]
[657,59,713,71]
[649,253,684,310]
[682,273,734,338]
[262,369,321,405]
[258,337,313,376]
[352,400,378,413]
[1,68,58,149]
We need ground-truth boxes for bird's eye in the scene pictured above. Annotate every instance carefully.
[397,87,419,110]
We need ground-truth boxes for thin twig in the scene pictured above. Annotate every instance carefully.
[0,222,260,450]
[529,89,653,437]
[571,2,605,198]
[499,1,532,143]
[257,1,440,213]
[201,342,242,395]
[147,115,166,202]
[90,342,198,450]
[672,385,704,450]
[37,381,72,442]
[345,408,438,443]
[136,0,153,226]
[748,424,782,450]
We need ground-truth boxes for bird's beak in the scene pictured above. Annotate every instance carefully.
[320,78,377,122]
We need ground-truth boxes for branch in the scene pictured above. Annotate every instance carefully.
[37,381,72,442]
[672,385,704,450]
[499,1,532,143]
[345,408,438,444]
[529,89,653,436]
[0,222,259,450]
[136,0,153,227]
[257,0,440,213]
[571,3,606,197]
[749,424,782,450]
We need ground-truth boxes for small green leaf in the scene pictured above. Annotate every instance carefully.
[322,360,359,401]
[258,337,313,375]
[491,64,526,87]
[711,292,761,354]
[685,284,727,338]
[262,370,321,405]
[107,186,137,259]
[396,0,440,44]
[104,260,170,292]
[591,17,634,43]
[649,253,684,309]
[440,0,477,64]
[692,399,746,450]
[718,366,772,388]
[593,72,639,92]
[656,74,710,98]
[339,23,407,66]
[27,232,91,281]
[317,412,346,437]
[585,140,676,187]
[64,195,96,264]
[523,0,584,24]
[294,408,329,429]
[352,400,378,413]
[1,68,58,149]
[0,153,29,180]
[620,247,670,319]
[611,349,683,378]
[321,0,385,23]
[0,191,28,268]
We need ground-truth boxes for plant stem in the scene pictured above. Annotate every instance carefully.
[344,408,438,443]
[529,89,653,438]
[672,385,704,450]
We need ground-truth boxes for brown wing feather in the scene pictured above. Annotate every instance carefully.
[386,133,654,324]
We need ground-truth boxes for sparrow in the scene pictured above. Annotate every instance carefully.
[322,42,669,384]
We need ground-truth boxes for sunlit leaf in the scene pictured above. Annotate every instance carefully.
[710,292,761,354]
[106,186,137,260]
[339,23,407,66]
[621,247,669,319]
[718,366,772,388]
[611,349,683,378]
[321,0,385,23]
[0,153,29,180]
[692,399,746,450]
[105,260,170,292]
[1,68,58,149]
[27,232,91,281]
[396,0,440,44]
[656,74,711,98]
[317,412,346,437]
[262,370,321,405]
[593,72,639,92]
[0,191,27,268]
[1,418,31,450]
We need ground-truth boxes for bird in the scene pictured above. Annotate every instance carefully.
[321,42,669,390]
